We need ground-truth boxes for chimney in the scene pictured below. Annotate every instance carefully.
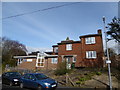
[97,29,102,34]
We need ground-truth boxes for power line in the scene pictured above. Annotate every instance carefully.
[2,2,80,20]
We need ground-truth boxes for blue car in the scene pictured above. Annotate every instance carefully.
[19,73,57,90]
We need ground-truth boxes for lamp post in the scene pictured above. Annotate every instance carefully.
[102,16,112,90]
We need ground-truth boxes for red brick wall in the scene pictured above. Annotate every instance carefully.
[39,58,58,70]
[17,58,58,70]
[58,35,104,68]
[58,43,81,55]
[58,43,82,67]
[17,59,36,70]
[79,35,103,67]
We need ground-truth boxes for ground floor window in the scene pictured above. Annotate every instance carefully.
[26,59,33,62]
[86,51,97,59]
[66,57,71,63]
[51,58,58,64]
[73,57,76,62]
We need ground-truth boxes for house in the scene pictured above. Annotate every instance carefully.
[14,52,58,70]
[55,29,104,68]
[14,29,104,70]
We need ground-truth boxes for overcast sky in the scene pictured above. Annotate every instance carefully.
[2,2,118,52]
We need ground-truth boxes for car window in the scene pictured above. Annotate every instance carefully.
[35,74,48,80]
[5,73,10,77]
[23,74,30,79]
[9,72,21,77]
[2,73,7,77]
[29,74,36,80]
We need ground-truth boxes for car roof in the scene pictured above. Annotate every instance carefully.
[25,73,44,75]
[4,72,20,74]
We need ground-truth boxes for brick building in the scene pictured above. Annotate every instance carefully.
[14,53,58,70]
[14,29,104,70]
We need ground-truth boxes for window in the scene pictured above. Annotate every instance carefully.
[85,37,95,44]
[66,57,71,63]
[86,51,97,59]
[23,74,30,79]
[29,74,36,80]
[26,59,32,62]
[36,57,44,67]
[73,57,76,62]
[35,74,48,80]
[23,59,27,62]
[54,47,58,53]
[51,58,58,64]
[66,44,72,50]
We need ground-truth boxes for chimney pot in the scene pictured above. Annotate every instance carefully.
[98,29,102,34]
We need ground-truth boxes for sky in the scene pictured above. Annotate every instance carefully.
[2,2,118,53]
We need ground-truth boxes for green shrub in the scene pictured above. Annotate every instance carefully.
[54,61,71,75]
[96,72,102,75]
[79,77,86,81]
[76,80,85,85]
[85,75,92,80]
[76,81,81,84]
[76,81,83,84]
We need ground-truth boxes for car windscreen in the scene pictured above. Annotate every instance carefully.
[35,74,48,80]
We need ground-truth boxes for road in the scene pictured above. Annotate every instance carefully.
[0,75,2,90]
[1,84,79,90]
[2,84,29,90]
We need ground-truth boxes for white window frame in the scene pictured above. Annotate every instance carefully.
[51,58,58,64]
[36,56,44,67]
[85,37,95,44]
[66,44,72,51]
[86,51,97,59]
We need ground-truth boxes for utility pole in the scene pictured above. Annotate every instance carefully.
[102,16,112,90]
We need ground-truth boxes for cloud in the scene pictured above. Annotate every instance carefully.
[103,39,119,54]
[11,4,65,40]
[7,19,57,42]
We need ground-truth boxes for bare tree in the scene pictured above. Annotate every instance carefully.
[1,37,27,67]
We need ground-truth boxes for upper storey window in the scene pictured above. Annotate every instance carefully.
[85,37,95,44]
[66,44,72,51]
[54,47,58,53]
[86,51,97,59]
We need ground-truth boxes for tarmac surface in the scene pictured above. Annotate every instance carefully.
[0,75,2,90]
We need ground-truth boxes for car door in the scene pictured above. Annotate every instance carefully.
[22,74,30,88]
[2,73,6,84]
[3,73,10,85]
[28,74,38,88]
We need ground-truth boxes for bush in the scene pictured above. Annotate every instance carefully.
[79,77,86,81]
[76,80,85,85]
[76,81,82,84]
[96,72,102,75]
[55,61,71,75]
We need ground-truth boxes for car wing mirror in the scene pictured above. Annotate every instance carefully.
[32,78,36,81]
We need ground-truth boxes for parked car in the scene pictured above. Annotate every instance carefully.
[2,72,21,86]
[20,73,57,90]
